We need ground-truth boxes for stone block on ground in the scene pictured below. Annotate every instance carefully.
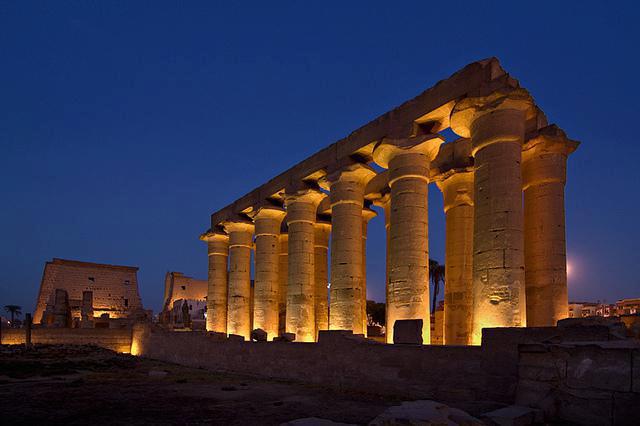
[393,319,423,345]
[280,418,356,426]
[251,328,268,342]
[282,332,296,342]
[368,400,482,425]
[481,405,542,425]
[557,317,627,339]
[206,331,227,341]
[317,330,368,346]
[227,334,245,342]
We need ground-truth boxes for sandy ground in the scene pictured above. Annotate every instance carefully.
[0,344,396,425]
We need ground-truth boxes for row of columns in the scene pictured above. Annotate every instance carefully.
[203,89,577,345]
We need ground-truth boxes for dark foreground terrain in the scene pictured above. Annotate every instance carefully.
[0,344,394,425]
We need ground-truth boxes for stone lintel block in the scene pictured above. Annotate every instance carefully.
[393,319,423,345]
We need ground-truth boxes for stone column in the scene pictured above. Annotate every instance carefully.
[361,207,377,337]
[373,135,444,344]
[451,88,534,345]
[200,230,229,334]
[373,192,391,307]
[522,126,579,326]
[285,188,324,342]
[253,206,286,340]
[222,220,254,340]
[278,229,288,337]
[314,220,331,337]
[325,163,376,335]
[436,170,474,345]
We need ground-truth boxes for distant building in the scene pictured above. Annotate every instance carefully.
[33,258,144,325]
[160,272,207,329]
[568,298,639,319]
[616,298,640,315]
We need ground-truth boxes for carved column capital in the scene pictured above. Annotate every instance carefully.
[522,125,580,190]
[451,88,536,156]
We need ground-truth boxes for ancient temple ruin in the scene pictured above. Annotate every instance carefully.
[33,258,145,326]
[201,58,578,344]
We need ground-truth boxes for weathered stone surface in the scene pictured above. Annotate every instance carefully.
[620,314,640,339]
[558,317,627,339]
[222,221,254,340]
[481,405,541,426]
[437,170,474,346]
[556,387,612,426]
[253,207,286,341]
[34,258,143,325]
[281,418,355,426]
[451,99,532,344]
[522,127,578,327]
[393,319,423,345]
[200,232,229,334]
[281,332,296,342]
[373,136,443,344]
[566,346,632,392]
[227,334,245,342]
[368,400,482,426]
[313,222,331,338]
[518,350,566,382]
[285,189,324,342]
[515,378,556,416]
[633,349,640,393]
[251,328,268,342]
[325,163,375,336]
[613,391,640,425]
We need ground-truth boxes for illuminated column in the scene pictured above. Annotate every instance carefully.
[253,206,286,340]
[373,135,444,344]
[436,170,474,345]
[200,230,229,333]
[522,126,579,326]
[361,207,377,336]
[314,220,331,336]
[278,229,288,337]
[285,188,324,342]
[451,89,534,344]
[222,220,254,340]
[326,163,376,335]
[373,192,391,299]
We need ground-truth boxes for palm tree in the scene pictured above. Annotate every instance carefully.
[429,259,445,314]
[4,305,22,326]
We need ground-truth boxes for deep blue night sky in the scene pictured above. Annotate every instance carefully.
[1,1,639,315]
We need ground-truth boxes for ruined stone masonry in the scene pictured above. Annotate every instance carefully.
[34,258,144,325]
[201,58,578,344]
[160,271,208,328]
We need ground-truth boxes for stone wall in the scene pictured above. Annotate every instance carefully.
[1,328,133,353]
[34,258,143,324]
[162,272,207,310]
[517,341,640,425]
[133,328,494,404]
[130,324,628,411]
